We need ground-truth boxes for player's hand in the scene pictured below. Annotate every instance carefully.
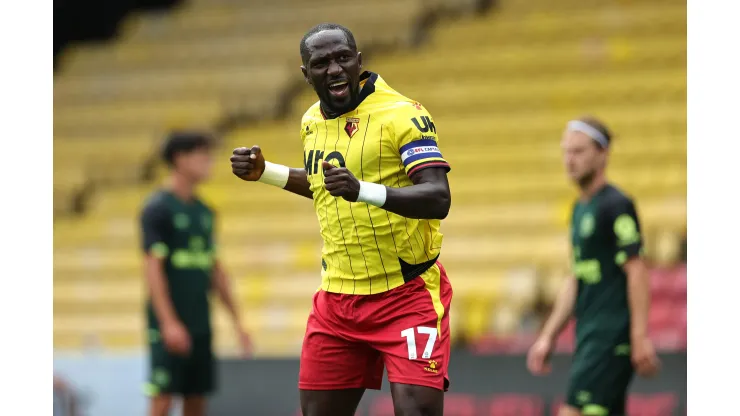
[631,336,660,378]
[322,161,360,202]
[527,336,554,376]
[231,146,266,182]
[162,320,191,356]
[236,328,253,358]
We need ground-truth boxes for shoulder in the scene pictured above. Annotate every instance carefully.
[300,102,322,138]
[384,100,436,137]
[195,197,216,215]
[601,184,636,207]
[141,190,170,212]
[370,79,434,122]
[140,190,171,220]
[301,102,322,126]
[598,184,638,219]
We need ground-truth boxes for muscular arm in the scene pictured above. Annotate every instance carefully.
[382,167,451,220]
[539,277,578,341]
[212,260,244,328]
[145,255,179,326]
[625,258,650,341]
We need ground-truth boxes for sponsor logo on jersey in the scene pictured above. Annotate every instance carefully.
[410,116,436,134]
[424,360,439,373]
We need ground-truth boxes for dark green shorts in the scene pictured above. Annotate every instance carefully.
[145,331,215,397]
[566,342,634,415]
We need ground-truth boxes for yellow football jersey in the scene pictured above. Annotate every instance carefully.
[300,72,451,295]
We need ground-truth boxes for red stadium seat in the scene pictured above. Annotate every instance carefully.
[648,300,674,332]
[652,328,685,351]
[487,394,544,416]
[676,304,687,330]
[671,266,687,301]
[554,321,576,353]
[650,268,675,301]
[627,393,678,416]
[369,395,394,416]
[472,333,536,355]
[298,409,362,416]
[651,266,687,303]
[444,394,478,416]
[370,394,477,416]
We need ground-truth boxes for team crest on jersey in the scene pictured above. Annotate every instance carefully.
[344,117,360,138]
[413,102,423,110]
[580,213,595,237]
[173,213,190,230]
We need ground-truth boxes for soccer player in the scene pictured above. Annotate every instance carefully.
[230,23,453,416]
[526,117,661,416]
[140,132,252,416]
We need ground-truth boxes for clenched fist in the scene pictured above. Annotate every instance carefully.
[231,146,265,181]
[323,161,361,202]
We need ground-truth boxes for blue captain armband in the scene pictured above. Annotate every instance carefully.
[399,139,450,176]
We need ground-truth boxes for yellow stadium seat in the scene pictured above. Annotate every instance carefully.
[54,0,685,353]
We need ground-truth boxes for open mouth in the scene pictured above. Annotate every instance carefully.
[328,80,350,98]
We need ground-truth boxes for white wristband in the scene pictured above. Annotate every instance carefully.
[258,161,290,188]
[357,181,387,207]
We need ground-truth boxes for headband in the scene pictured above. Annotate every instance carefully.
[566,120,609,148]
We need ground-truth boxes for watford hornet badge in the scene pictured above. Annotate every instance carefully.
[344,117,360,138]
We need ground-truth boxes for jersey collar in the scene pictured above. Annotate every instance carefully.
[320,71,378,120]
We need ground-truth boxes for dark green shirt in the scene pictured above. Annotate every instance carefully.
[140,190,216,336]
[571,184,643,347]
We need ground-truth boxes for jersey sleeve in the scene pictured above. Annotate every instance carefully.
[208,210,218,257]
[392,102,451,177]
[140,201,172,259]
[607,197,643,265]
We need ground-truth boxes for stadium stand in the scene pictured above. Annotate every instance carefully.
[54,0,686,356]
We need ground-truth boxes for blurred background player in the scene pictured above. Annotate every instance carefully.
[140,132,251,416]
[527,117,661,416]
[230,23,453,416]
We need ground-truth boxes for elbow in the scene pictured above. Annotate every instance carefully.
[433,190,451,220]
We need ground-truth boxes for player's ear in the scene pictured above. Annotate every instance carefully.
[300,65,312,85]
[357,51,363,69]
[597,148,608,168]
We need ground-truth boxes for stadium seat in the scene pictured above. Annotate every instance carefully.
[488,394,545,416]
[627,393,679,416]
[54,0,685,353]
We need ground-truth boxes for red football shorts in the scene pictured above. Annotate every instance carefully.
[299,262,453,392]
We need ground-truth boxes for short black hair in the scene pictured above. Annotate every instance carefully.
[578,115,614,148]
[161,131,212,167]
[300,23,357,66]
